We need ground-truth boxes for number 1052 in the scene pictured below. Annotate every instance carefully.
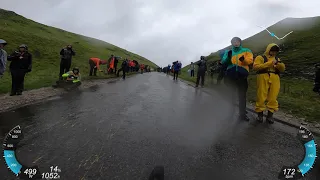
[41,172,59,179]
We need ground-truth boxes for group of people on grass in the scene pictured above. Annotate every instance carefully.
[0,39,150,94]
[59,48,149,86]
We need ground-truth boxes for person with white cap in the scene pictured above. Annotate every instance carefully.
[0,39,8,78]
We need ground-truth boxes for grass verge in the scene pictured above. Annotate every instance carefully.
[178,69,320,123]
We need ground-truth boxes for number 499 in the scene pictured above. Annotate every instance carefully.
[24,168,37,174]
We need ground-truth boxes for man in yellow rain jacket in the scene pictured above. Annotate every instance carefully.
[253,43,285,124]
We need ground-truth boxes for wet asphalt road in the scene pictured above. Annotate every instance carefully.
[0,72,319,180]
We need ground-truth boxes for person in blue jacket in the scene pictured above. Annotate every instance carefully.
[166,64,171,75]
[173,61,182,80]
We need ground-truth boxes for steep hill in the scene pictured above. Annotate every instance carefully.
[180,16,320,122]
[0,9,157,93]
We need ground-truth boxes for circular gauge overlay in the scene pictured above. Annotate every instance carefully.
[3,125,41,179]
[278,126,318,179]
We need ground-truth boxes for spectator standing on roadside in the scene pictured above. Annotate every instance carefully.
[195,56,207,87]
[107,54,115,74]
[117,59,129,80]
[167,64,171,75]
[173,61,182,81]
[221,37,253,121]
[253,43,285,124]
[140,64,145,74]
[8,44,32,96]
[114,56,119,74]
[59,45,75,79]
[0,39,8,78]
[190,62,195,77]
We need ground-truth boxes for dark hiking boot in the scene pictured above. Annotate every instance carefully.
[266,111,274,124]
[149,166,164,180]
[10,92,16,96]
[17,92,22,95]
[256,112,263,123]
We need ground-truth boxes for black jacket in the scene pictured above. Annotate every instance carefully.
[122,60,128,68]
[60,48,75,60]
[8,51,32,71]
[197,60,207,73]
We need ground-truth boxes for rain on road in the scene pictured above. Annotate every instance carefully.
[0,72,319,180]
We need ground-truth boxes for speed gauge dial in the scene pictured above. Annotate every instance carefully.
[278,126,317,179]
[3,125,41,179]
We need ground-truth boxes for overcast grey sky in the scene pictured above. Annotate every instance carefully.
[2,0,320,66]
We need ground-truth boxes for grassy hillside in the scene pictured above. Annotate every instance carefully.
[0,9,157,94]
[180,16,320,122]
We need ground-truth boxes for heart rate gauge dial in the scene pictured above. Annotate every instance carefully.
[278,126,317,179]
[2,125,41,179]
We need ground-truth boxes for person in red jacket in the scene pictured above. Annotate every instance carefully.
[129,60,134,72]
[89,57,107,76]
[140,64,145,74]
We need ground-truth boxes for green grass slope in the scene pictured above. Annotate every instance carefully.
[180,16,320,122]
[0,9,157,94]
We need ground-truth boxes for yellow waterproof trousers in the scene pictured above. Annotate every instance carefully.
[255,73,280,113]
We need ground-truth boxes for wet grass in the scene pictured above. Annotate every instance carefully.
[0,9,157,94]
